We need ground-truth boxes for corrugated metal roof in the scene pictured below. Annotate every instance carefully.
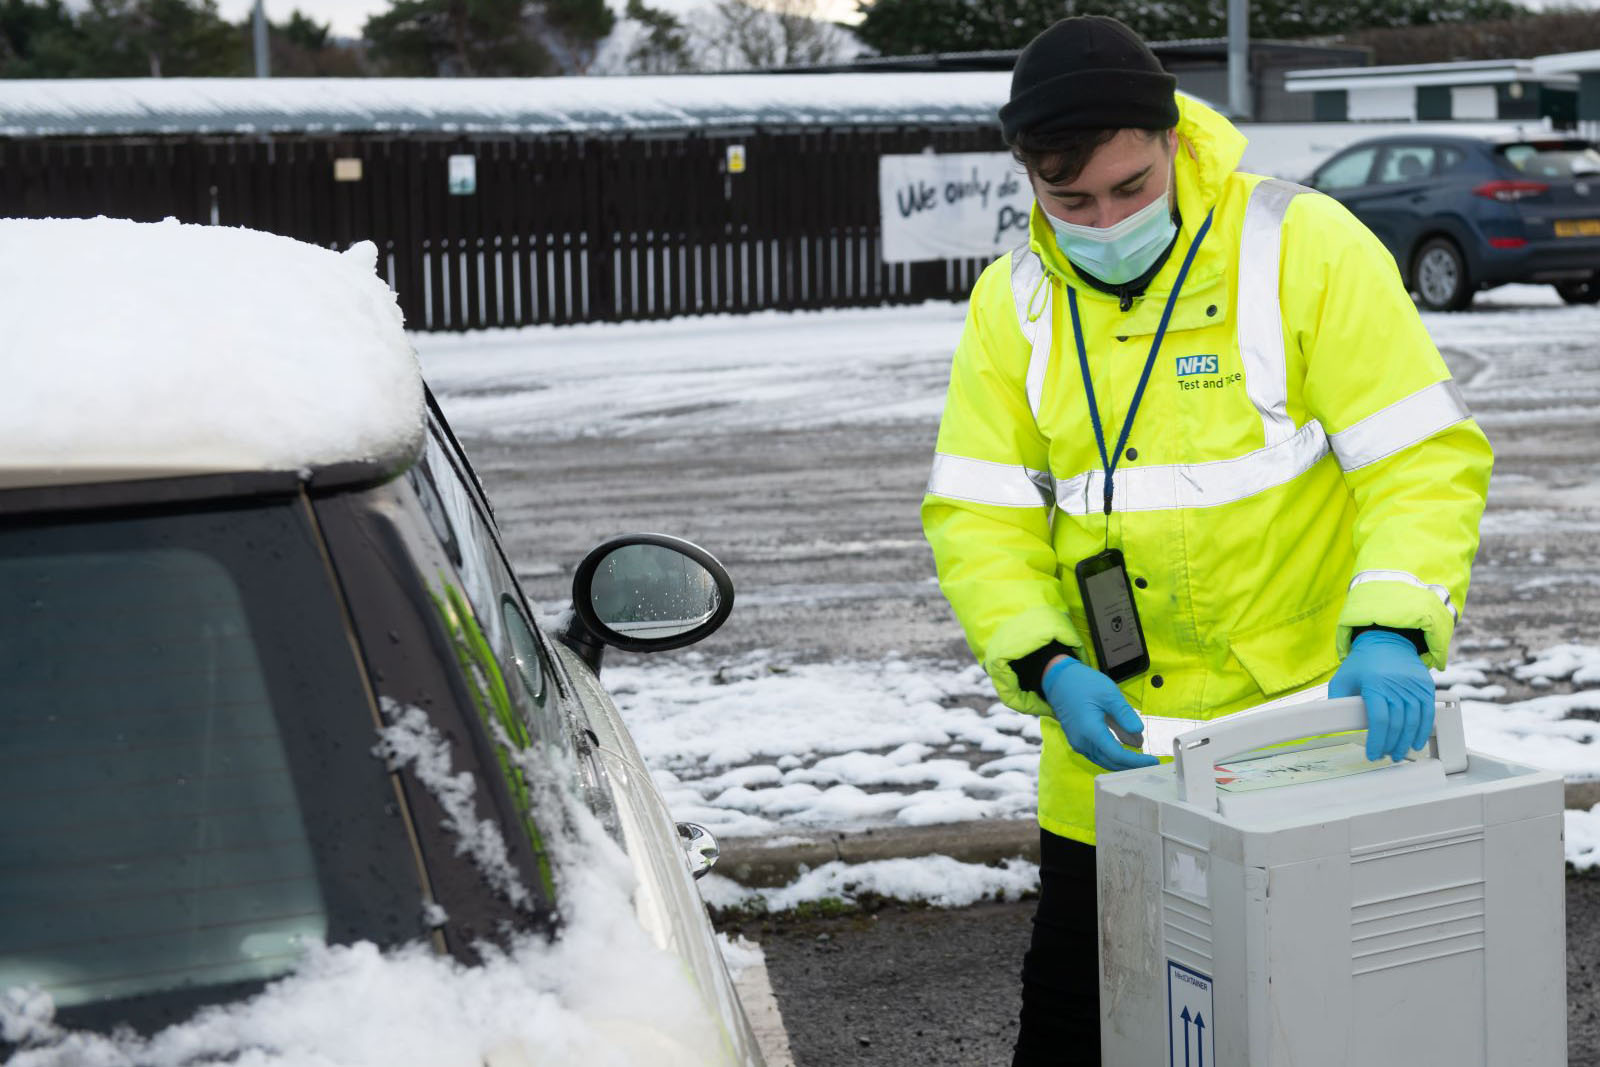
[0,72,1010,138]
[1284,58,1578,92]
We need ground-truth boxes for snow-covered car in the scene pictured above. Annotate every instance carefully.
[0,218,761,1067]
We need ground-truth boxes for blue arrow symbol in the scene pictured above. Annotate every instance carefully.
[1195,1013,1206,1067]
[1180,1007,1193,1067]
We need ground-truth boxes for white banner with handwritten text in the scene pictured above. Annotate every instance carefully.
[878,152,1033,264]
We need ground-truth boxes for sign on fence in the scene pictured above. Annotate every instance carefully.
[878,152,1032,264]
[447,154,477,196]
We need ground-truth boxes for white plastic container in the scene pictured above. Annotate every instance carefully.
[1095,697,1565,1067]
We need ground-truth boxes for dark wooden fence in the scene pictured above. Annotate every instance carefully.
[0,126,1004,330]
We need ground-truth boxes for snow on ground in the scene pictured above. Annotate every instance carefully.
[714,932,766,981]
[414,284,1584,444]
[418,302,966,442]
[603,644,1600,853]
[698,856,1041,913]
[419,287,1600,879]
[605,653,1039,839]
[1569,807,1600,872]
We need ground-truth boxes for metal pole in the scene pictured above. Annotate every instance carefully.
[252,0,270,78]
[1227,0,1251,120]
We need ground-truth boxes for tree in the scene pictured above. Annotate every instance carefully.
[622,0,692,72]
[280,8,328,50]
[851,0,1530,57]
[362,0,614,75]
[75,0,247,76]
[853,0,1079,57]
[533,0,615,71]
[3,0,247,76]
[262,8,367,75]
[690,0,852,69]
[0,0,87,76]
[1340,8,1600,64]
[363,0,553,75]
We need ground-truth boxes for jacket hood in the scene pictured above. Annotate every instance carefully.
[1027,93,1249,295]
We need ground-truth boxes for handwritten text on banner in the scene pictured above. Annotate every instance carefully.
[878,152,1033,264]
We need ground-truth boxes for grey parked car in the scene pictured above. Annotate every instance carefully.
[1308,133,1600,310]
[0,217,761,1066]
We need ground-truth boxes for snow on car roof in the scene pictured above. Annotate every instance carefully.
[0,217,424,490]
[0,72,1010,137]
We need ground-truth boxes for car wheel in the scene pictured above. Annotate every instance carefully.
[1412,238,1473,312]
[1554,274,1600,305]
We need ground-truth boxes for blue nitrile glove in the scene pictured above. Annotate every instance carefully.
[1329,630,1437,763]
[1042,657,1161,772]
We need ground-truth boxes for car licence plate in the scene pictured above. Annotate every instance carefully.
[1554,219,1600,237]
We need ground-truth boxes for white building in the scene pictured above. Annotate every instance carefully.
[1285,58,1579,125]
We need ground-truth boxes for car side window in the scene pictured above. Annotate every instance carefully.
[501,594,547,709]
[1375,144,1437,184]
[1313,147,1378,191]
[1438,146,1467,174]
[407,463,461,567]
[420,429,570,757]
[1502,143,1600,178]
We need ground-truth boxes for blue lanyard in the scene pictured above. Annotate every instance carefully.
[1068,209,1215,516]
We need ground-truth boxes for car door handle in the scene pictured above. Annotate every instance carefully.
[676,822,720,879]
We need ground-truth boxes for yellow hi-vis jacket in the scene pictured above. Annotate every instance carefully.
[921,95,1493,845]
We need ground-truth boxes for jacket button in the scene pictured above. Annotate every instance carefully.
[1134,577,1148,589]
[1125,447,1138,461]
[1116,335,1128,342]
[1206,305,1217,317]
[1151,675,1165,688]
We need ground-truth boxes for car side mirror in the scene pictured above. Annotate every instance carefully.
[562,534,734,670]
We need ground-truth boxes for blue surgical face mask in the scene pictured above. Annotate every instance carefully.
[1045,169,1177,285]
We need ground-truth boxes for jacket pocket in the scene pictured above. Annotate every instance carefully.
[1067,610,1092,666]
[1227,595,1343,699]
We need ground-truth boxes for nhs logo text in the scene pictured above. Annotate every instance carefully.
[1176,355,1219,377]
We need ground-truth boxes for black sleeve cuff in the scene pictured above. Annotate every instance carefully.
[1351,624,1429,658]
[1013,640,1076,697]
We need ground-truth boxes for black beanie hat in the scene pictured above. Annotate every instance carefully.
[999,16,1179,143]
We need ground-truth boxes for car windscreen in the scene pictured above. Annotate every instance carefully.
[1499,142,1600,178]
[0,496,425,1037]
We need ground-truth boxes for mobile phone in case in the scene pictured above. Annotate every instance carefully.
[1073,548,1150,684]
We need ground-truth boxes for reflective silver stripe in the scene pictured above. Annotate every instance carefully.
[926,452,1053,508]
[1349,569,1458,622]
[1328,379,1471,472]
[1237,178,1311,448]
[1010,244,1052,420]
[1051,420,1330,514]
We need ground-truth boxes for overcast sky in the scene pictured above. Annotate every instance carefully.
[213,0,385,37]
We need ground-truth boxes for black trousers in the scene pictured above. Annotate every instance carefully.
[1013,829,1101,1067]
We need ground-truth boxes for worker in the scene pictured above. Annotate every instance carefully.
[919,16,1492,1065]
